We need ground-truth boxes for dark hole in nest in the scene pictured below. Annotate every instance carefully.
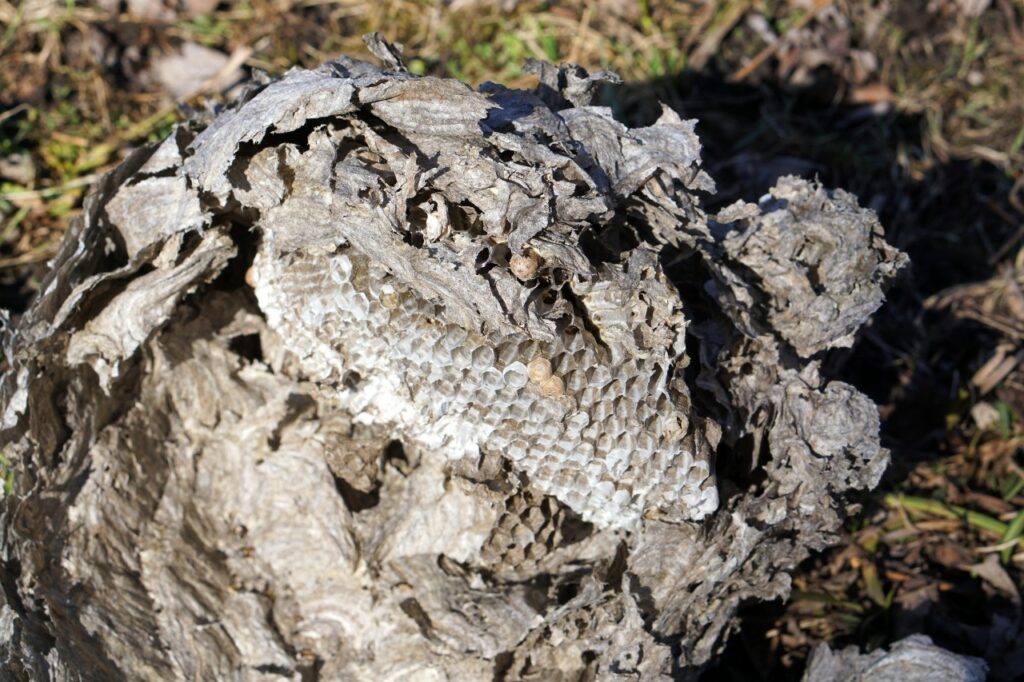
[298,656,324,682]
[492,651,515,681]
[224,120,327,193]
[331,438,407,513]
[383,439,414,476]
[578,214,641,265]
[0,559,27,621]
[404,229,425,248]
[172,230,205,266]
[700,598,793,682]
[475,247,494,274]
[332,473,380,513]
[228,334,263,363]
[255,664,294,676]
[716,432,770,501]
[211,221,260,294]
[556,580,580,605]
[342,370,361,391]
[447,201,486,236]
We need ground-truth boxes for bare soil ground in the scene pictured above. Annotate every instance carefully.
[2,1,1023,679]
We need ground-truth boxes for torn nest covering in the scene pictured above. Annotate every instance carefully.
[0,35,907,680]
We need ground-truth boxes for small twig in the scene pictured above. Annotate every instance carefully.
[728,0,831,82]
[1010,174,1024,216]
[971,343,1021,395]
[0,246,57,269]
[885,493,1013,538]
[986,198,1024,265]
[0,103,27,125]
[566,2,593,65]
[0,174,99,202]
[1000,510,1024,563]
[976,539,1021,554]
[689,0,750,72]
[198,45,254,96]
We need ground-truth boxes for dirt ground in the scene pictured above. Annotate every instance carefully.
[1,0,1023,679]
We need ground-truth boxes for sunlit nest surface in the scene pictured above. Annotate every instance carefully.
[0,37,908,679]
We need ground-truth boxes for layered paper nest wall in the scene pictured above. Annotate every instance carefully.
[0,37,908,680]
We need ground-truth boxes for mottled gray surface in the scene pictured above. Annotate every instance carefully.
[803,635,988,682]
[0,37,906,680]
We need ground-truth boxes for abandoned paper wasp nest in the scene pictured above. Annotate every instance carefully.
[0,37,907,680]
[254,245,718,530]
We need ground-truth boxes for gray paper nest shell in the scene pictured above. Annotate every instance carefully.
[803,635,988,682]
[0,37,909,680]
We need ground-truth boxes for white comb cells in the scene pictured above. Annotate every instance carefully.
[253,248,718,529]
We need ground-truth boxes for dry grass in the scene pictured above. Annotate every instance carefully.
[1,1,1021,271]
